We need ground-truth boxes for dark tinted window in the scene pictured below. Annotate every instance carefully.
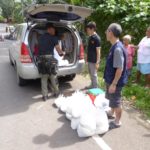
[31,11,81,21]
[12,27,19,40]
[17,26,23,40]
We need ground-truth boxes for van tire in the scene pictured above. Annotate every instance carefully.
[16,72,27,86]
[67,74,76,81]
[61,74,76,82]
[9,52,13,66]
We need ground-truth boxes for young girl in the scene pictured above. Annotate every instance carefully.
[123,35,135,77]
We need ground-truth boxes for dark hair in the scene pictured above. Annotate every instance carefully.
[108,23,122,38]
[46,23,55,30]
[86,22,97,30]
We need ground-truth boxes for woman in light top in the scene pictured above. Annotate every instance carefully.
[135,27,150,88]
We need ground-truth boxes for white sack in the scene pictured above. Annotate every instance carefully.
[71,118,80,130]
[77,124,95,137]
[79,109,97,131]
[95,108,109,134]
[94,94,110,111]
[66,113,72,120]
[54,95,66,108]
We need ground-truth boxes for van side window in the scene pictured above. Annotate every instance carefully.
[12,27,19,40]
[17,26,23,40]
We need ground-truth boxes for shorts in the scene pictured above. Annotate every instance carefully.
[105,84,122,108]
[137,63,150,74]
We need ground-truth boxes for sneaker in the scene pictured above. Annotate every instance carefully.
[42,95,48,101]
[53,91,60,98]
[109,121,122,130]
[106,111,115,119]
[107,114,115,120]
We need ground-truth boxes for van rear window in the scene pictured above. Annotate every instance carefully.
[31,11,81,21]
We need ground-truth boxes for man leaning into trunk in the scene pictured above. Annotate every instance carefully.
[38,23,64,101]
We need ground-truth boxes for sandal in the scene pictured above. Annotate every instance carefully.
[109,121,122,130]
[107,114,115,119]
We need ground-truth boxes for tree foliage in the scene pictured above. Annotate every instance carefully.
[35,0,49,4]
[84,0,150,55]
[65,0,150,56]
[0,0,14,20]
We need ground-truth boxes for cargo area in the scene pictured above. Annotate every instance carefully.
[28,24,78,67]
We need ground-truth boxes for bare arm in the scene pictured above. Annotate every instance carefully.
[55,44,64,56]
[112,68,123,85]
[109,68,123,93]
[130,44,139,50]
[96,47,101,63]
[95,47,101,70]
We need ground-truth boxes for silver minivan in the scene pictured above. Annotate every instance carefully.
[8,4,92,86]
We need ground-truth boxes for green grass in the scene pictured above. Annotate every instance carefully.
[83,59,150,118]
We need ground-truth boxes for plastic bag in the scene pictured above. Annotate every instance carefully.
[66,113,72,120]
[94,94,109,110]
[79,110,97,131]
[54,95,65,108]
[95,108,109,134]
[71,118,80,130]
[77,124,95,137]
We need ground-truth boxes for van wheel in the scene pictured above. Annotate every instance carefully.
[61,74,76,82]
[16,72,27,86]
[9,52,13,66]
[67,74,76,81]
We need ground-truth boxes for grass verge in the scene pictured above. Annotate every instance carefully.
[82,59,150,118]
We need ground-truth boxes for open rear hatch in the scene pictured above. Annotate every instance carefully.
[24,4,92,23]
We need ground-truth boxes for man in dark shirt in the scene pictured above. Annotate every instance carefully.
[38,23,63,101]
[85,22,101,89]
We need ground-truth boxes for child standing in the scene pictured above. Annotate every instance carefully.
[123,35,135,77]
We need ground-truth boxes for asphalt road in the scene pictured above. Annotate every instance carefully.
[0,29,150,150]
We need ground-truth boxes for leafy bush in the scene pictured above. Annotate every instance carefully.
[71,0,150,118]
[0,15,4,22]
[96,59,150,118]
[83,0,150,56]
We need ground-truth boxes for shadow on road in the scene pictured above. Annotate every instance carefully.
[143,134,150,137]
[33,115,88,148]
[0,58,74,117]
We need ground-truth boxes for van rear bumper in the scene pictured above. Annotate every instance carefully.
[58,60,85,76]
[17,60,85,79]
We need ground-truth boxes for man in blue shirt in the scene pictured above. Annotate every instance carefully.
[85,22,101,89]
[38,23,64,101]
[104,23,127,129]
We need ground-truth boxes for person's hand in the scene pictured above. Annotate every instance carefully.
[108,84,116,94]
[59,51,65,57]
[96,63,99,71]
[63,51,66,56]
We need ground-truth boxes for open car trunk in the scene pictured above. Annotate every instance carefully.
[28,23,78,67]
[24,4,92,23]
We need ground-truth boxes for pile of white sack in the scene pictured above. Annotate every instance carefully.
[54,90,110,137]
[54,49,69,66]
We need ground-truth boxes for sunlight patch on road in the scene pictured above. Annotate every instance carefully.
[32,94,42,99]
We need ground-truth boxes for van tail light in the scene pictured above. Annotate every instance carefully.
[20,43,32,63]
[79,43,84,60]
